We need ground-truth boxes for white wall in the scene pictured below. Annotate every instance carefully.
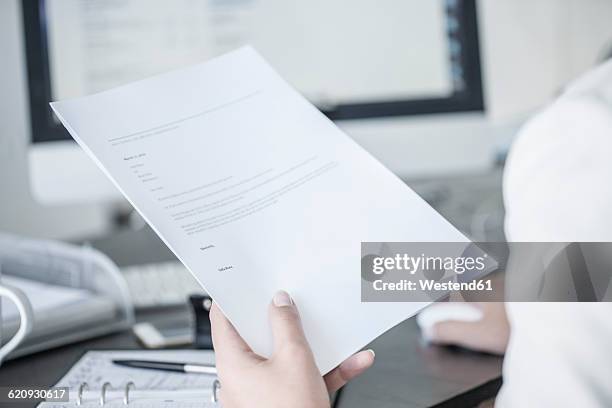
[478,0,612,121]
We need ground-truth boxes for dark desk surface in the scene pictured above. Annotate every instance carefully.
[0,308,502,408]
[336,318,502,408]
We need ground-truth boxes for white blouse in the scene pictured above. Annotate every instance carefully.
[497,59,612,407]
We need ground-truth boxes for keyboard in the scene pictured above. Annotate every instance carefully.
[122,261,204,309]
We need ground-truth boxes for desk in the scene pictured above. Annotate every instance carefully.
[336,319,502,408]
[0,170,505,407]
[0,307,502,408]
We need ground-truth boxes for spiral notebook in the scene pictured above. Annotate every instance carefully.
[38,350,218,407]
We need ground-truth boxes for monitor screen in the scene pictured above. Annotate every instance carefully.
[23,0,483,143]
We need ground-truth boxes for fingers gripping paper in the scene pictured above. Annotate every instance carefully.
[51,47,467,374]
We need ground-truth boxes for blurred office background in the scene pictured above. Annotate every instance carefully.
[1,3,612,400]
[1,0,612,243]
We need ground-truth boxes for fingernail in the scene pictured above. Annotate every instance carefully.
[366,349,376,358]
[342,350,374,371]
[273,290,293,307]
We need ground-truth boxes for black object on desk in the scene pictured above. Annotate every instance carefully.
[113,359,217,375]
[189,294,214,349]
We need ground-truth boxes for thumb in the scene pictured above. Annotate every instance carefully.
[324,350,375,393]
[268,290,309,353]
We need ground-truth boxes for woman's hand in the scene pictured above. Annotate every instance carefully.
[426,302,510,355]
[210,291,375,408]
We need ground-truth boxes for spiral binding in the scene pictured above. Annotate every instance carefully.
[75,380,221,406]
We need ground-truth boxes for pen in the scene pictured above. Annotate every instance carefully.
[112,359,217,375]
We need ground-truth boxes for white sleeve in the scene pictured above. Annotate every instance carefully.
[503,94,612,243]
[497,60,612,408]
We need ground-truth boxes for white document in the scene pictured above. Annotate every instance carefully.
[51,47,467,374]
[39,350,216,407]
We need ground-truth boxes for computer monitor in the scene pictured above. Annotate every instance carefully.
[22,0,487,205]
